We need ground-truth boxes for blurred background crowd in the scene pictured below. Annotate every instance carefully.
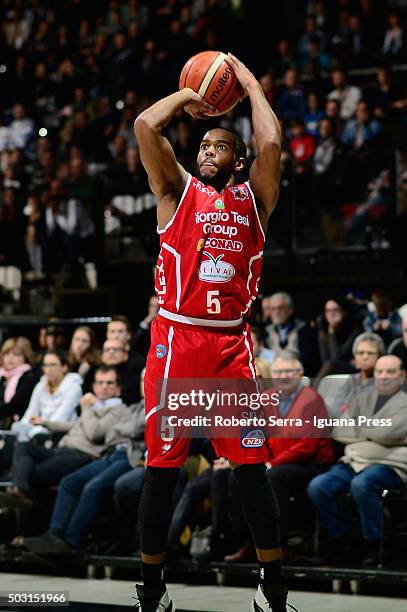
[0,0,407,575]
[1,0,407,287]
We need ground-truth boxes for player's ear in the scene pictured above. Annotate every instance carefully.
[234,156,245,173]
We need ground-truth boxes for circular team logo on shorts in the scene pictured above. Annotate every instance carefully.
[156,344,167,359]
[241,429,265,448]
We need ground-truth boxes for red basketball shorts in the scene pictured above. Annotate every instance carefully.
[144,315,266,467]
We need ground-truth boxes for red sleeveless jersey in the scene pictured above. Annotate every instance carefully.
[155,174,265,324]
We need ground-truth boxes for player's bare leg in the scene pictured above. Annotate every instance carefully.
[230,461,298,612]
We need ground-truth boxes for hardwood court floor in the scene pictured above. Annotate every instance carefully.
[0,573,406,611]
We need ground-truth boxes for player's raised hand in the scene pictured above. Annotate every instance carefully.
[225,53,257,97]
[182,88,216,119]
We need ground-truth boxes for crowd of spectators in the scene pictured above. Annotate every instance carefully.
[1,0,407,289]
[0,287,407,567]
[1,0,407,576]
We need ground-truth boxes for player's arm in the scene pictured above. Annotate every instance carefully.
[225,54,282,229]
[134,89,210,201]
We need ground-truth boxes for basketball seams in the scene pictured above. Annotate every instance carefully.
[197,52,226,97]
[180,50,242,116]
[180,51,218,93]
[199,57,233,108]
[180,59,194,90]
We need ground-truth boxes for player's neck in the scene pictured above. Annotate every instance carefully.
[202,175,235,194]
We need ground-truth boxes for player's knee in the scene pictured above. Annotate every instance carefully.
[139,466,180,556]
[139,466,180,516]
[144,466,179,489]
[233,462,267,491]
[233,463,280,521]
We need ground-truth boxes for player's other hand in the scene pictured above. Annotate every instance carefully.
[225,53,257,97]
[183,89,216,119]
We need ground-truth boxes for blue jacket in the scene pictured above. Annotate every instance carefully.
[341,119,381,147]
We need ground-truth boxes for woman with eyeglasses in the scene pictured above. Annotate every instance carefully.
[11,350,82,443]
[0,337,39,428]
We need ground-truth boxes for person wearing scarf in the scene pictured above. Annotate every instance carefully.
[0,337,38,428]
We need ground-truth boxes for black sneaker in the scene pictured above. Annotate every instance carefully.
[361,539,381,567]
[25,534,74,555]
[251,585,299,612]
[133,584,175,611]
[0,491,33,511]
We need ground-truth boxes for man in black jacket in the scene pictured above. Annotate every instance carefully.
[89,339,145,405]
[264,292,320,376]
[388,316,407,371]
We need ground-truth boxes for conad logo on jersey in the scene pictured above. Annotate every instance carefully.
[198,252,235,283]
[206,237,243,252]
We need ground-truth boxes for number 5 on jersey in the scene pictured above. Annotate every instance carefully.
[207,290,221,314]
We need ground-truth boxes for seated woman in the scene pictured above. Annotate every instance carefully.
[11,350,82,443]
[0,337,39,428]
[317,298,361,377]
[68,326,100,387]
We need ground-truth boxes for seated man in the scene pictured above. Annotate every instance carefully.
[26,370,147,555]
[264,353,334,555]
[318,331,384,417]
[264,292,320,376]
[85,339,144,405]
[130,295,159,359]
[389,315,407,371]
[308,355,407,566]
[0,365,127,511]
[225,351,333,561]
[251,326,275,365]
[107,315,132,351]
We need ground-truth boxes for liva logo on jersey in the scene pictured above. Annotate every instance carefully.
[198,251,235,283]
[240,428,265,448]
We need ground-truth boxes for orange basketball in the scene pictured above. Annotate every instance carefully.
[179,51,244,117]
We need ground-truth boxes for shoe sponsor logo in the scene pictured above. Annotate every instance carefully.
[241,429,265,448]
[198,252,235,283]
[156,344,167,359]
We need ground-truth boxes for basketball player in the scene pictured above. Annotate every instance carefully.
[133,53,297,612]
